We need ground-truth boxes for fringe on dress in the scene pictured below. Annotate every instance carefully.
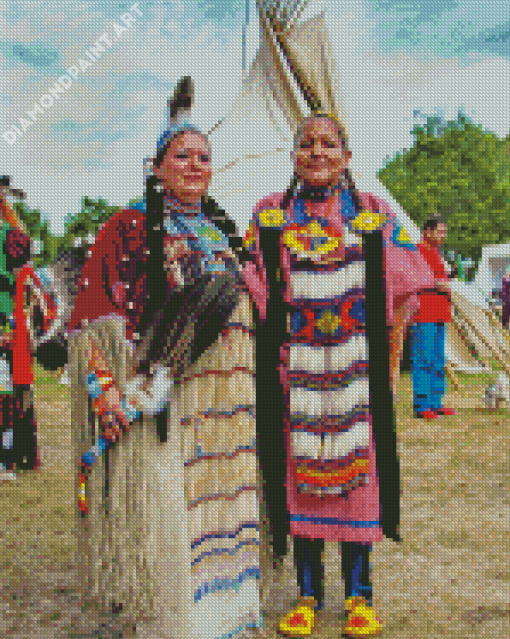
[70,292,260,639]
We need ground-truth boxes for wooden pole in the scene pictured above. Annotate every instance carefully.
[257,0,316,111]
[445,362,460,392]
[484,308,510,346]
[455,303,510,377]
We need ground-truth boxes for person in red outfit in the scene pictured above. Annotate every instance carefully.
[410,218,458,419]
[1,182,50,477]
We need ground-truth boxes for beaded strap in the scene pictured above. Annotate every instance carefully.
[80,356,141,516]
[80,344,173,516]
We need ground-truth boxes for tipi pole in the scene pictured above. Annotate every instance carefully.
[242,0,250,81]
[455,303,510,377]
[484,308,510,345]
[450,314,485,367]
[445,362,460,392]
[257,0,316,112]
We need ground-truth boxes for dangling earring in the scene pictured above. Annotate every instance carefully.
[293,175,301,198]
[339,169,349,192]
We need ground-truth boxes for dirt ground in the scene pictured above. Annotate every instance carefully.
[0,368,508,638]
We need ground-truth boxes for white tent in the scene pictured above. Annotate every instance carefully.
[207,0,422,242]
[450,279,493,308]
[207,0,510,390]
[444,245,510,377]
[473,242,510,301]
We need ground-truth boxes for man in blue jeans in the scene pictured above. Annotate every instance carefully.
[411,218,458,419]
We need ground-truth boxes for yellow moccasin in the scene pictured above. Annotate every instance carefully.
[343,596,383,637]
[278,596,317,637]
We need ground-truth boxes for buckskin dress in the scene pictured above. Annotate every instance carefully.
[68,193,260,639]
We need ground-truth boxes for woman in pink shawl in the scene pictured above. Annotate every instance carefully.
[242,113,434,637]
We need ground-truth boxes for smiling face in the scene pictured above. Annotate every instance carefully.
[154,131,212,204]
[294,117,352,188]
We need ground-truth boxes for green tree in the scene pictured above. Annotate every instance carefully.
[64,196,121,241]
[12,201,52,268]
[8,197,124,270]
[378,110,510,265]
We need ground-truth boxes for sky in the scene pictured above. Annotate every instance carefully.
[0,0,509,236]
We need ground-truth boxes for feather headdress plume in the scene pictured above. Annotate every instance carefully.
[144,76,200,182]
[168,76,194,125]
[0,176,27,232]
[157,75,197,151]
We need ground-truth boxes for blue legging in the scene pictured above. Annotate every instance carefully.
[293,536,372,610]
[410,322,446,413]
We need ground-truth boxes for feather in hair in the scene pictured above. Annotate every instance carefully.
[155,76,199,152]
[168,75,194,126]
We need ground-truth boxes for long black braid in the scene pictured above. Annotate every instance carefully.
[133,172,167,375]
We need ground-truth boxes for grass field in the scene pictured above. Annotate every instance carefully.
[0,366,508,638]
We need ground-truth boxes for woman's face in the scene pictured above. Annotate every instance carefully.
[424,223,447,246]
[295,118,351,188]
[154,132,212,204]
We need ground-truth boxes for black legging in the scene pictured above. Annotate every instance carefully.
[0,382,37,470]
[293,536,373,610]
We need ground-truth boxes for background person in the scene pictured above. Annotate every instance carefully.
[500,263,510,328]
[410,218,457,419]
[0,178,51,478]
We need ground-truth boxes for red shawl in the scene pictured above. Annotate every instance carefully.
[68,208,147,341]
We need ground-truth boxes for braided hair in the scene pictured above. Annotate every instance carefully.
[143,173,167,319]
[140,131,248,353]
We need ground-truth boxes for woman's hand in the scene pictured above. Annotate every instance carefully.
[95,385,129,442]
[123,368,173,417]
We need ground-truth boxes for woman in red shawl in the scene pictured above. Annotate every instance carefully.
[67,80,260,638]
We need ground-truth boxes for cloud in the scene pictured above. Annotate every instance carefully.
[366,0,510,61]
[460,19,510,58]
[1,0,509,238]
[0,41,60,68]
[1,1,248,234]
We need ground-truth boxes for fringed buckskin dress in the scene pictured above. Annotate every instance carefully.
[69,192,260,639]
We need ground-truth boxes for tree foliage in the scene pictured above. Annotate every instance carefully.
[13,201,55,269]
[64,196,121,240]
[12,197,122,269]
[378,110,510,265]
